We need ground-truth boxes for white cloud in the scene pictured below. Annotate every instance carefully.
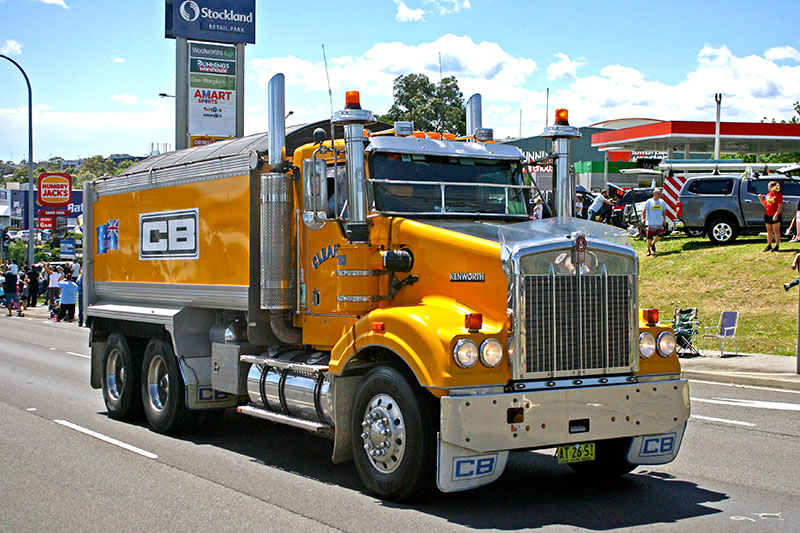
[424,0,470,15]
[34,0,69,7]
[249,34,537,123]
[395,1,425,22]
[548,44,800,131]
[111,55,126,64]
[546,53,585,81]
[111,94,138,106]
[764,46,800,62]
[0,100,172,160]
[0,39,22,55]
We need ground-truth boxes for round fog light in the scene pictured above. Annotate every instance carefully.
[657,331,677,357]
[480,338,504,367]
[639,332,656,358]
[454,339,479,368]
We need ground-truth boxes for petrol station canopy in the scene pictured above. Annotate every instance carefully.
[591,120,800,155]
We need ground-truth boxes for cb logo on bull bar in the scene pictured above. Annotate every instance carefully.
[452,453,497,481]
[639,433,676,457]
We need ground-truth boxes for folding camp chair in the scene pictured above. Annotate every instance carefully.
[701,311,739,357]
[673,307,701,357]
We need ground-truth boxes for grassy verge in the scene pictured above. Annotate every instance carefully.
[633,231,798,356]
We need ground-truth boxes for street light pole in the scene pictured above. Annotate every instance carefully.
[1,54,35,269]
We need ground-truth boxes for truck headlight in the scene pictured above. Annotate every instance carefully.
[454,339,479,368]
[657,331,677,357]
[480,338,503,367]
[639,332,656,358]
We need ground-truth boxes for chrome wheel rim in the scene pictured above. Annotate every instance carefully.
[359,393,407,474]
[712,223,731,241]
[104,348,125,401]
[146,354,169,412]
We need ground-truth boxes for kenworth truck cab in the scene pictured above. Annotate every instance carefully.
[84,74,689,501]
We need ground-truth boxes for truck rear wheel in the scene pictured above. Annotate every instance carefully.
[141,339,192,434]
[351,365,435,501]
[568,437,636,477]
[707,216,739,244]
[102,333,142,421]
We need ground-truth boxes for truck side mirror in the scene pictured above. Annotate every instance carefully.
[302,158,328,229]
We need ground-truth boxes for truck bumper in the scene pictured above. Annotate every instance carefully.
[440,376,690,453]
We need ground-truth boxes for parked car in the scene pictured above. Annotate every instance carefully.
[679,174,800,244]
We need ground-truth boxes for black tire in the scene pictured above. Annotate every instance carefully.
[351,365,436,502]
[141,338,193,434]
[568,437,636,477]
[707,216,739,244]
[101,333,142,421]
[684,227,705,238]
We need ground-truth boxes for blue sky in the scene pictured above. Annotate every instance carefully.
[1,0,799,161]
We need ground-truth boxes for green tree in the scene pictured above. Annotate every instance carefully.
[378,73,466,135]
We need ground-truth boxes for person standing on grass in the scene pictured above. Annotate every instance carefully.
[759,181,783,252]
[643,188,667,257]
[784,252,800,290]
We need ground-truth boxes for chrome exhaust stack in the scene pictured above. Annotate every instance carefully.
[332,92,373,243]
[541,109,581,218]
[466,94,483,137]
[262,73,301,344]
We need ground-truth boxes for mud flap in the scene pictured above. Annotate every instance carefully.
[626,422,687,465]
[436,436,509,493]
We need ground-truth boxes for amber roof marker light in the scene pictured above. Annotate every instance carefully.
[345,90,362,110]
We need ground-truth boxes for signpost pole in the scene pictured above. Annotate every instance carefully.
[235,43,245,138]
[0,54,35,268]
[176,37,189,150]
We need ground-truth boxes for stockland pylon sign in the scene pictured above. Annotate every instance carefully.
[167,0,256,45]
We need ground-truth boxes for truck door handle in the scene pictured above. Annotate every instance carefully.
[743,199,753,203]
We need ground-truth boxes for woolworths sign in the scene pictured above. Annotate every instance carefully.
[167,0,255,44]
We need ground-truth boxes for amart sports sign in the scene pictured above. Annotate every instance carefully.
[38,173,72,208]
[167,0,256,44]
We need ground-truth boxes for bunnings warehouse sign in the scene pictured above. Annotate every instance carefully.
[167,0,256,44]
[188,42,236,137]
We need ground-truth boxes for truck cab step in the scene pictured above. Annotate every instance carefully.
[240,354,329,374]
[237,405,333,436]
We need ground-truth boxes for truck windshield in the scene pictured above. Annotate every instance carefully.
[368,152,528,217]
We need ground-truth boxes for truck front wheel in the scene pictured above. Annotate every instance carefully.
[141,339,192,434]
[351,365,435,501]
[707,216,739,244]
[102,333,142,421]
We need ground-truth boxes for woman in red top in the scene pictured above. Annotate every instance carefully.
[759,181,783,252]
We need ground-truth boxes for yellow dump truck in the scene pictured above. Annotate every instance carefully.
[84,74,689,501]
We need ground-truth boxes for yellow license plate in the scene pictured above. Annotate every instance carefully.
[556,442,596,464]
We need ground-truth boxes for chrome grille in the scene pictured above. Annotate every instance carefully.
[523,273,632,376]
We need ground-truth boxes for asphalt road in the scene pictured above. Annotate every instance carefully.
[1,316,798,532]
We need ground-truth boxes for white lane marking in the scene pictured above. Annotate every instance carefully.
[692,397,800,412]
[691,415,755,427]
[689,380,800,396]
[54,420,158,459]
[65,351,90,359]
[26,408,37,412]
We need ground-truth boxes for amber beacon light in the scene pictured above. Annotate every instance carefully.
[345,90,362,109]
[554,108,569,125]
